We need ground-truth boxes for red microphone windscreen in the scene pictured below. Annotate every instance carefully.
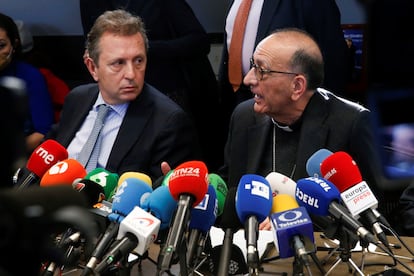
[320,151,362,192]
[168,160,208,206]
[40,158,87,187]
[26,139,68,177]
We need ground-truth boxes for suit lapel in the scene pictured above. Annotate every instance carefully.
[106,87,154,170]
[247,115,272,173]
[295,93,330,178]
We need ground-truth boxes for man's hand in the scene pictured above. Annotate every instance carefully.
[259,217,272,231]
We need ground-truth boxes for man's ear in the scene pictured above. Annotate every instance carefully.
[291,74,306,101]
[84,56,99,81]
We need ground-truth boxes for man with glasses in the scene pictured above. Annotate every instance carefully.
[217,28,384,228]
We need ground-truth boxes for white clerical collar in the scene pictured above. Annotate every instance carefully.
[271,118,293,132]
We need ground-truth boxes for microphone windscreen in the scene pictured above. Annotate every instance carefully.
[306,148,333,177]
[85,168,119,199]
[271,204,314,258]
[320,151,363,192]
[271,193,299,213]
[26,139,68,177]
[190,184,218,233]
[220,187,242,230]
[168,160,209,206]
[40,158,86,187]
[265,172,297,197]
[111,178,152,217]
[295,177,341,216]
[118,171,152,188]
[142,185,177,230]
[208,173,228,216]
[73,178,105,206]
[235,174,272,223]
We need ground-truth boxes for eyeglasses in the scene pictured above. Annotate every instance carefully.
[250,58,298,80]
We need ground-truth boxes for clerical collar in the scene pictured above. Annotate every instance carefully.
[271,118,293,132]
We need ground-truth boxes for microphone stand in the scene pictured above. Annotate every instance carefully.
[323,226,364,276]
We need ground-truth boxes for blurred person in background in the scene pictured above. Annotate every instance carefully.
[0,12,54,153]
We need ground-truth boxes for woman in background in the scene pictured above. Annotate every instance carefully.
[0,12,54,153]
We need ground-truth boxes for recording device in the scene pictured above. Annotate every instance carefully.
[15,139,68,189]
[216,187,245,276]
[157,160,209,272]
[235,174,272,269]
[295,176,377,244]
[94,206,161,274]
[208,173,228,216]
[73,179,106,207]
[266,171,297,197]
[85,168,119,200]
[82,177,152,275]
[270,194,314,266]
[306,148,333,177]
[40,158,86,187]
[320,151,389,246]
[187,184,218,267]
[118,171,152,187]
[141,185,178,230]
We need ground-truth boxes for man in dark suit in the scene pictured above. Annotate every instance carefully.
[217,28,384,227]
[218,0,349,147]
[45,10,201,182]
[79,0,223,171]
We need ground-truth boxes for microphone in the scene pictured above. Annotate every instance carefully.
[235,174,272,269]
[81,177,152,275]
[208,173,228,216]
[141,185,177,230]
[320,151,390,247]
[306,148,333,177]
[216,187,246,276]
[85,168,119,200]
[187,184,218,267]
[94,206,161,274]
[270,194,314,266]
[157,160,209,273]
[295,176,377,244]
[118,171,152,188]
[73,179,106,207]
[15,139,68,189]
[266,171,297,197]
[40,158,87,187]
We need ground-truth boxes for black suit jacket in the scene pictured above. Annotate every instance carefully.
[218,0,349,97]
[46,83,201,181]
[219,89,384,199]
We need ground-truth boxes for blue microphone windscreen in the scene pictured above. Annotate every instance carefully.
[235,174,272,223]
[111,178,152,217]
[306,149,333,177]
[295,177,341,216]
[145,185,177,229]
[190,184,218,233]
[271,206,314,258]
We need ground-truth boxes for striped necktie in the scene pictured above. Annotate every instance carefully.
[77,104,111,172]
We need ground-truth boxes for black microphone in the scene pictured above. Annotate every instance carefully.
[216,187,244,276]
[94,206,160,274]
